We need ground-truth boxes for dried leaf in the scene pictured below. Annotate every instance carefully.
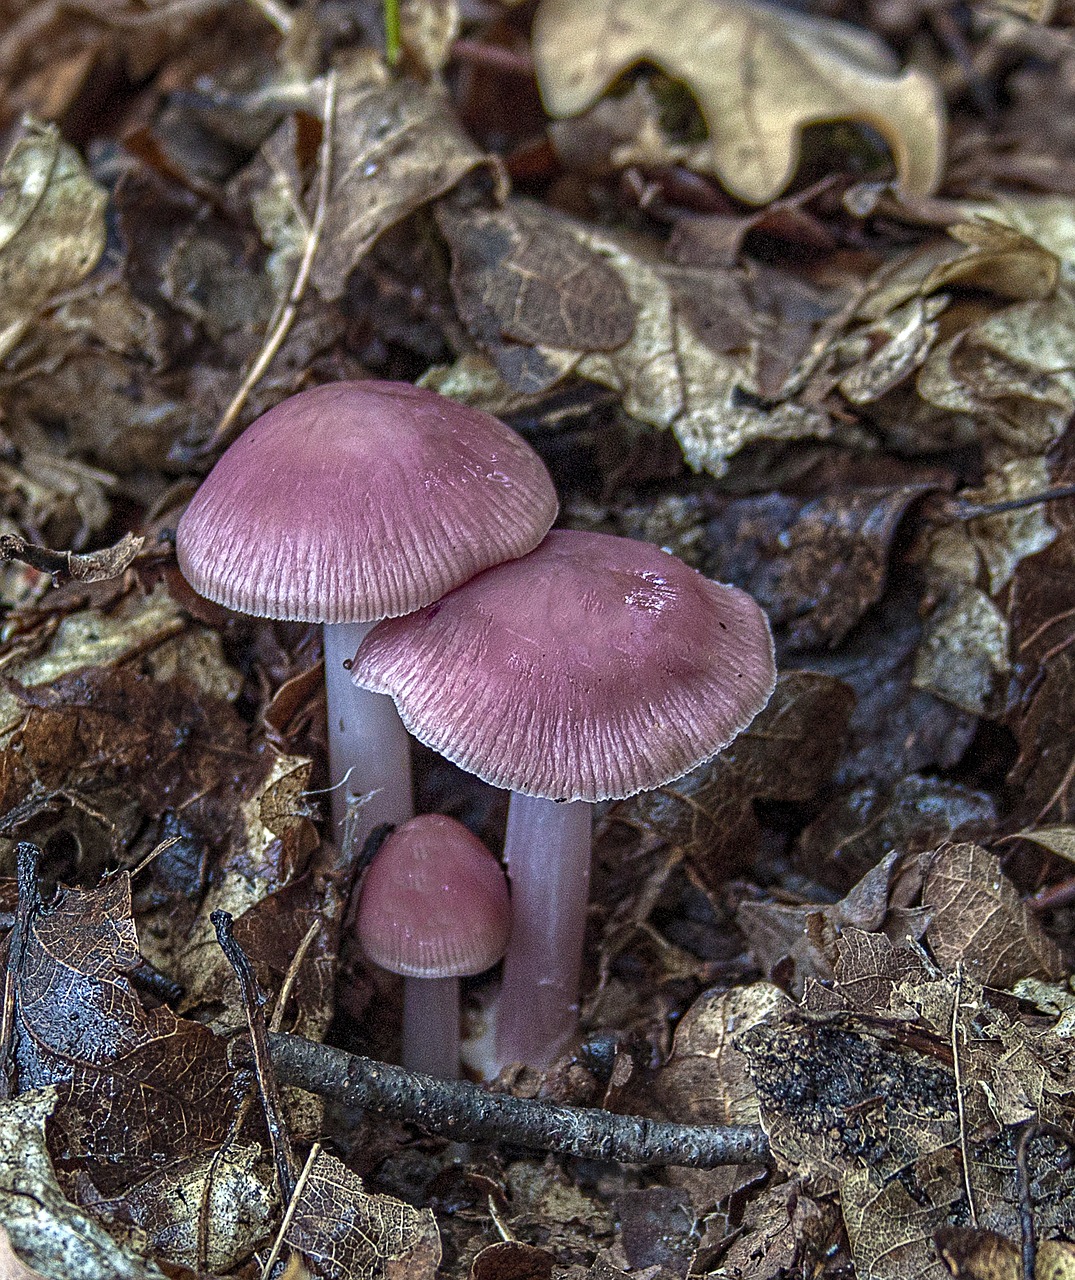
[436,200,633,393]
[469,1241,553,1280]
[705,483,933,649]
[912,584,1010,717]
[0,1089,166,1280]
[284,1148,441,1280]
[532,0,946,203]
[652,983,789,1127]
[921,842,1065,987]
[309,56,504,301]
[0,119,107,360]
[1012,825,1075,863]
[620,672,854,889]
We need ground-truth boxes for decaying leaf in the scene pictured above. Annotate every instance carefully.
[0,119,107,360]
[651,982,789,1128]
[921,842,1065,987]
[284,1148,441,1280]
[705,483,933,649]
[532,0,946,202]
[0,1089,166,1280]
[739,927,1075,1279]
[308,55,505,301]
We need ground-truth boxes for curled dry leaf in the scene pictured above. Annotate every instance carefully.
[531,0,946,203]
[308,56,505,302]
[283,1148,441,1280]
[0,119,107,360]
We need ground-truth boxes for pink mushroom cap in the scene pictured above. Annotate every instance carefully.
[176,381,558,622]
[356,815,512,978]
[352,529,777,802]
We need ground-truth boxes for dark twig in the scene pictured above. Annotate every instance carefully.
[936,484,1075,523]
[0,531,144,587]
[211,910,297,1202]
[264,1032,771,1168]
[0,842,42,1100]
[1015,1119,1075,1280]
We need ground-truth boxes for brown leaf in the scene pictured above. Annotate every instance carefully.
[921,842,1066,987]
[10,872,240,1187]
[651,983,789,1127]
[705,484,932,649]
[532,0,946,202]
[309,56,505,302]
[436,199,634,393]
[284,1148,441,1280]
[936,1227,1075,1279]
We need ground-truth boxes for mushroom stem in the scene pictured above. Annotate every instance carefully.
[495,795,592,1072]
[402,977,460,1078]
[323,621,414,841]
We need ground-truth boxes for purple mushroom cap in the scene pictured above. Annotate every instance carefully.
[352,529,778,802]
[356,814,511,979]
[176,381,559,623]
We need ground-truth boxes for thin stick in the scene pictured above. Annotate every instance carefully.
[206,69,338,455]
[212,911,297,1203]
[269,920,321,1034]
[0,843,41,1100]
[259,1142,321,1280]
[263,1032,770,1168]
[246,0,293,35]
[950,964,977,1227]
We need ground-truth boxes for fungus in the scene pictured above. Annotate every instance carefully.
[176,380,557,842]
[352,529,777,1071]
[355,814,511,1077]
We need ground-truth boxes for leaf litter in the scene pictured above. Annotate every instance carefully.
[1,0,1075,1276]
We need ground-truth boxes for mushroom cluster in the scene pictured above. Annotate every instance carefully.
[177,380,777,1079]
[354,529,777,1072]
[176,380,558,842]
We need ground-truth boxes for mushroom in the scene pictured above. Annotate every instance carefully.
[351,529,777,1072]
[176,380,558,842]
[355,814,511,1077]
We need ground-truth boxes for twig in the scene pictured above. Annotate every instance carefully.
[0,843,41,1100]
[950,964,977,1227]
[259,1142,321,1280]
[212,911,297,1203]
[245,0,293,35]
[935,484,1075,522]
[1015,1120,1075,1280]
[206,69,338,455]
[0,531,144,587]
[269,920,321,1034]
[262,1032,771,1168]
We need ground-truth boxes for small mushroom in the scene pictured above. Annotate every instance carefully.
[355,814,512,1078]
[176,380,558,844]
[352,530,777,1072]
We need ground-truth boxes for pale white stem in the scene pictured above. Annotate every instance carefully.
[323,621,414,844]
[495,795,592,1071]
[402,976,460,1078]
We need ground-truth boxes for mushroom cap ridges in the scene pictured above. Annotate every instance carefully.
[353,530,777,802]
[176,381,558,623]
[356,815,511,978]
